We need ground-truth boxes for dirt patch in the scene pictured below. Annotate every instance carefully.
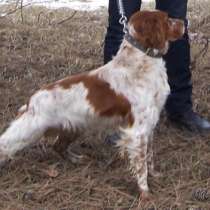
[0,2,210,210]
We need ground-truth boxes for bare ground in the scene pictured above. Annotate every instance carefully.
[0,2,210,210]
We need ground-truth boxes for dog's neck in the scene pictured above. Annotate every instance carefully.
[113,39,163,68]
[95,38,167,94]
[124,32,163,58]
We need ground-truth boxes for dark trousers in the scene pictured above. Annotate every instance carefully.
[104,0,192,115]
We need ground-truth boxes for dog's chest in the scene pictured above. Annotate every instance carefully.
[109,63,170,110]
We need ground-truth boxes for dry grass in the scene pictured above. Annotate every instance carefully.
[0,1,210,209]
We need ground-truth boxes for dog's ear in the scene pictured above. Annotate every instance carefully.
[128,11,184,51]
[167,18,185,41]
[128,11,168,50]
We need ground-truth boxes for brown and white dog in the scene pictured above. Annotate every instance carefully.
[0,11,184,199]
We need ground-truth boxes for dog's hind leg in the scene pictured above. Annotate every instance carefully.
[0,109,50,165]
[0,90,63,165]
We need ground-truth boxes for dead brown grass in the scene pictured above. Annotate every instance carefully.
[0,1,210,209]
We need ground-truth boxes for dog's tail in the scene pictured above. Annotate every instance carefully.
[0,104,49,163]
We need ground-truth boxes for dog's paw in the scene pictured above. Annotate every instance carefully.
[140,191,153,201]
[56,149,88,165]
[66,150,86,164]
[138,191,154,208]
[0,152,10,169]
[149,170,162,178]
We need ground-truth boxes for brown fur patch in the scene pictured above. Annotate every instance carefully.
[129,11,184,50]
[44,73,134,126]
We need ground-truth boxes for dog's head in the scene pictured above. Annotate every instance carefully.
[128,10,185,54]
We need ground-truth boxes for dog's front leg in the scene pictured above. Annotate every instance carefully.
[120,126,151,200]
[147,132,161,178]
[133,133,150,200]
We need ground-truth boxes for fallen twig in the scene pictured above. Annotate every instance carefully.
[20,0,24,23]
[55,11,77,25]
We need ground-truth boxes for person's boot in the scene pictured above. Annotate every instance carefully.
[168,110,210,133]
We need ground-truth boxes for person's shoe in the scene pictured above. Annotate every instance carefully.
[168,110,210,134]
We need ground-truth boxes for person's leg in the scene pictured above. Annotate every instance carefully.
[104,1,141,144]
[104,0,141,64]
[156,0,192,115]
[156,0,210,132]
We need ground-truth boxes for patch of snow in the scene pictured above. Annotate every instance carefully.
[0,0,153,11]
